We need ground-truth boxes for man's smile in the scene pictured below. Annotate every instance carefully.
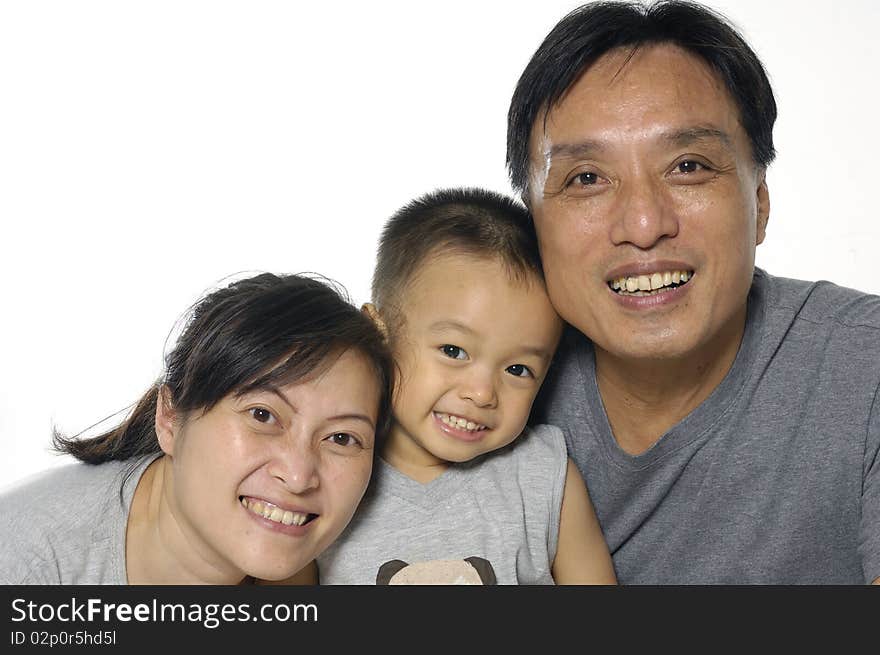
[609,268,693,296]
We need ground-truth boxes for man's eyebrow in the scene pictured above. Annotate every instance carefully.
[661,127,734,149]
[546,127,734,161]
[548,139,606,160]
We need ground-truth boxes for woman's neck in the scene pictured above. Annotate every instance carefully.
[125,456,246,585]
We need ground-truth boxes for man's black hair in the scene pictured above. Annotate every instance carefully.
[506,0,777,197]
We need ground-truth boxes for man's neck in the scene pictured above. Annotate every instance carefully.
[595,306,747,456]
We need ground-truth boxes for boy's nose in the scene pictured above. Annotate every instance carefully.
[459,370,498,408]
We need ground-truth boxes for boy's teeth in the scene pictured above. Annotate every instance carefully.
[240,497,310,526]
[611,269,692,295]
[437,412,486,432]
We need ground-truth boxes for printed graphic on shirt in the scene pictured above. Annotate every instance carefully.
[376,557,497,585]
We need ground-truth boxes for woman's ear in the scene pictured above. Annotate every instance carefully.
[361,302,389,340]
[154,385,178,456]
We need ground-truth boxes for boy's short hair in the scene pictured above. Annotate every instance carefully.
[371,187,543,320]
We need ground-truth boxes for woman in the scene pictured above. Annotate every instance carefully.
[0,272,392,584]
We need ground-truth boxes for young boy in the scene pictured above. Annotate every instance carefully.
[303,188,615,584]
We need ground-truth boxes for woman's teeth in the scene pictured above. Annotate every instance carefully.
[610,269,692,296]
[436,412,487,432]
[240,497,311,526]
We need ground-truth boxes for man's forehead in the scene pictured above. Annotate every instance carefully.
[529,44,743,156]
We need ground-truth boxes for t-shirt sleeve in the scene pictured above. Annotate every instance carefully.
[527,424,569,567]
[860,379,880,584]
[0,514,62,584]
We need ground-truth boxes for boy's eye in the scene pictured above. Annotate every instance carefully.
[249,407,276,423]
[325,433,361,448]
[506,364,534,378]
[440,344,468,360]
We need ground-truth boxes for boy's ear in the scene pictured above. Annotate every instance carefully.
[154,384,178,456]
[361,302,389,339]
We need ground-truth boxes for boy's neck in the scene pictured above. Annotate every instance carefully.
[381,427,449,484]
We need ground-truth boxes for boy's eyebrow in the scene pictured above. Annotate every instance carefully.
[428,320,554,361]
[428,319,477,335]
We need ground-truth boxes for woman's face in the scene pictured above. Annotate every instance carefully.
[158,348,380,582]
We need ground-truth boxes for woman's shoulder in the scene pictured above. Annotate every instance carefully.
[0,455,156,584]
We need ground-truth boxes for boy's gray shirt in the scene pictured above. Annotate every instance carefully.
[534,268,880,584]
[317,424,568,584]
[0,454,159,584]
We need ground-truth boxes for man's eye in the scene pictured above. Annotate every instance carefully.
[325,433,361,448]
[440,344,468,360]
[249,407,275,424]
[569,171,598,186]
[506,364,534,378]
[675,160,705,174]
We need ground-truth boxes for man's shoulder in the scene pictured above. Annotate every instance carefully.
[759,269,880,332]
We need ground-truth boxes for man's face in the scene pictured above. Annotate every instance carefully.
[527,44,769,364]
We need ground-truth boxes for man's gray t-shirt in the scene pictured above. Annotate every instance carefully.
[0,454,160,584]
[533,269,880,584]
[317,424,568,584]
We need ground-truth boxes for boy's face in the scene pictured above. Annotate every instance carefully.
[385,252,562,471]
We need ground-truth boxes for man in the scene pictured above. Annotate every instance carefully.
[510,0,880,583]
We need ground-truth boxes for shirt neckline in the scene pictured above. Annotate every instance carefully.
[578,269,768,471]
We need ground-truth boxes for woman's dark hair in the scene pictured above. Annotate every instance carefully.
[53,272,393,463]
[507,0,777,197]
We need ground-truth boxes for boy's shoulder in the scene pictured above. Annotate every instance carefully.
[470,423,567,476]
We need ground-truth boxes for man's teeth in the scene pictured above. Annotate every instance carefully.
[240,497,311,526]
[436,412,486,432]
[610,270,692,295]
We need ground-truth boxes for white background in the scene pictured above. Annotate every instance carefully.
[1,0,878,487]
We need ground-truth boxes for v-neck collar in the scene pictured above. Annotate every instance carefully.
[579,269,767,472]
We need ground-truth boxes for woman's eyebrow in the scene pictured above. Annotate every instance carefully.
[323,413,376,430]
[244,387,375,430]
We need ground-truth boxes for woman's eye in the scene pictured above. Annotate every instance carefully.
[249,407,275,424]
[326,433,361,448]
[506,364,534,378]
[440,344,468,360]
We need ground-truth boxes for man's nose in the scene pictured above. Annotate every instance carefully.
[458,367,498,409]
[609,177,679,249]
[268,436,320,494]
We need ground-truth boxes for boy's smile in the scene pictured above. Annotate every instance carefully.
[381,252,562,483]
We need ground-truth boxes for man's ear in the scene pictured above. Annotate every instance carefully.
[154,384,178,456]
[755,170,770,246]
[361,302,389,340]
